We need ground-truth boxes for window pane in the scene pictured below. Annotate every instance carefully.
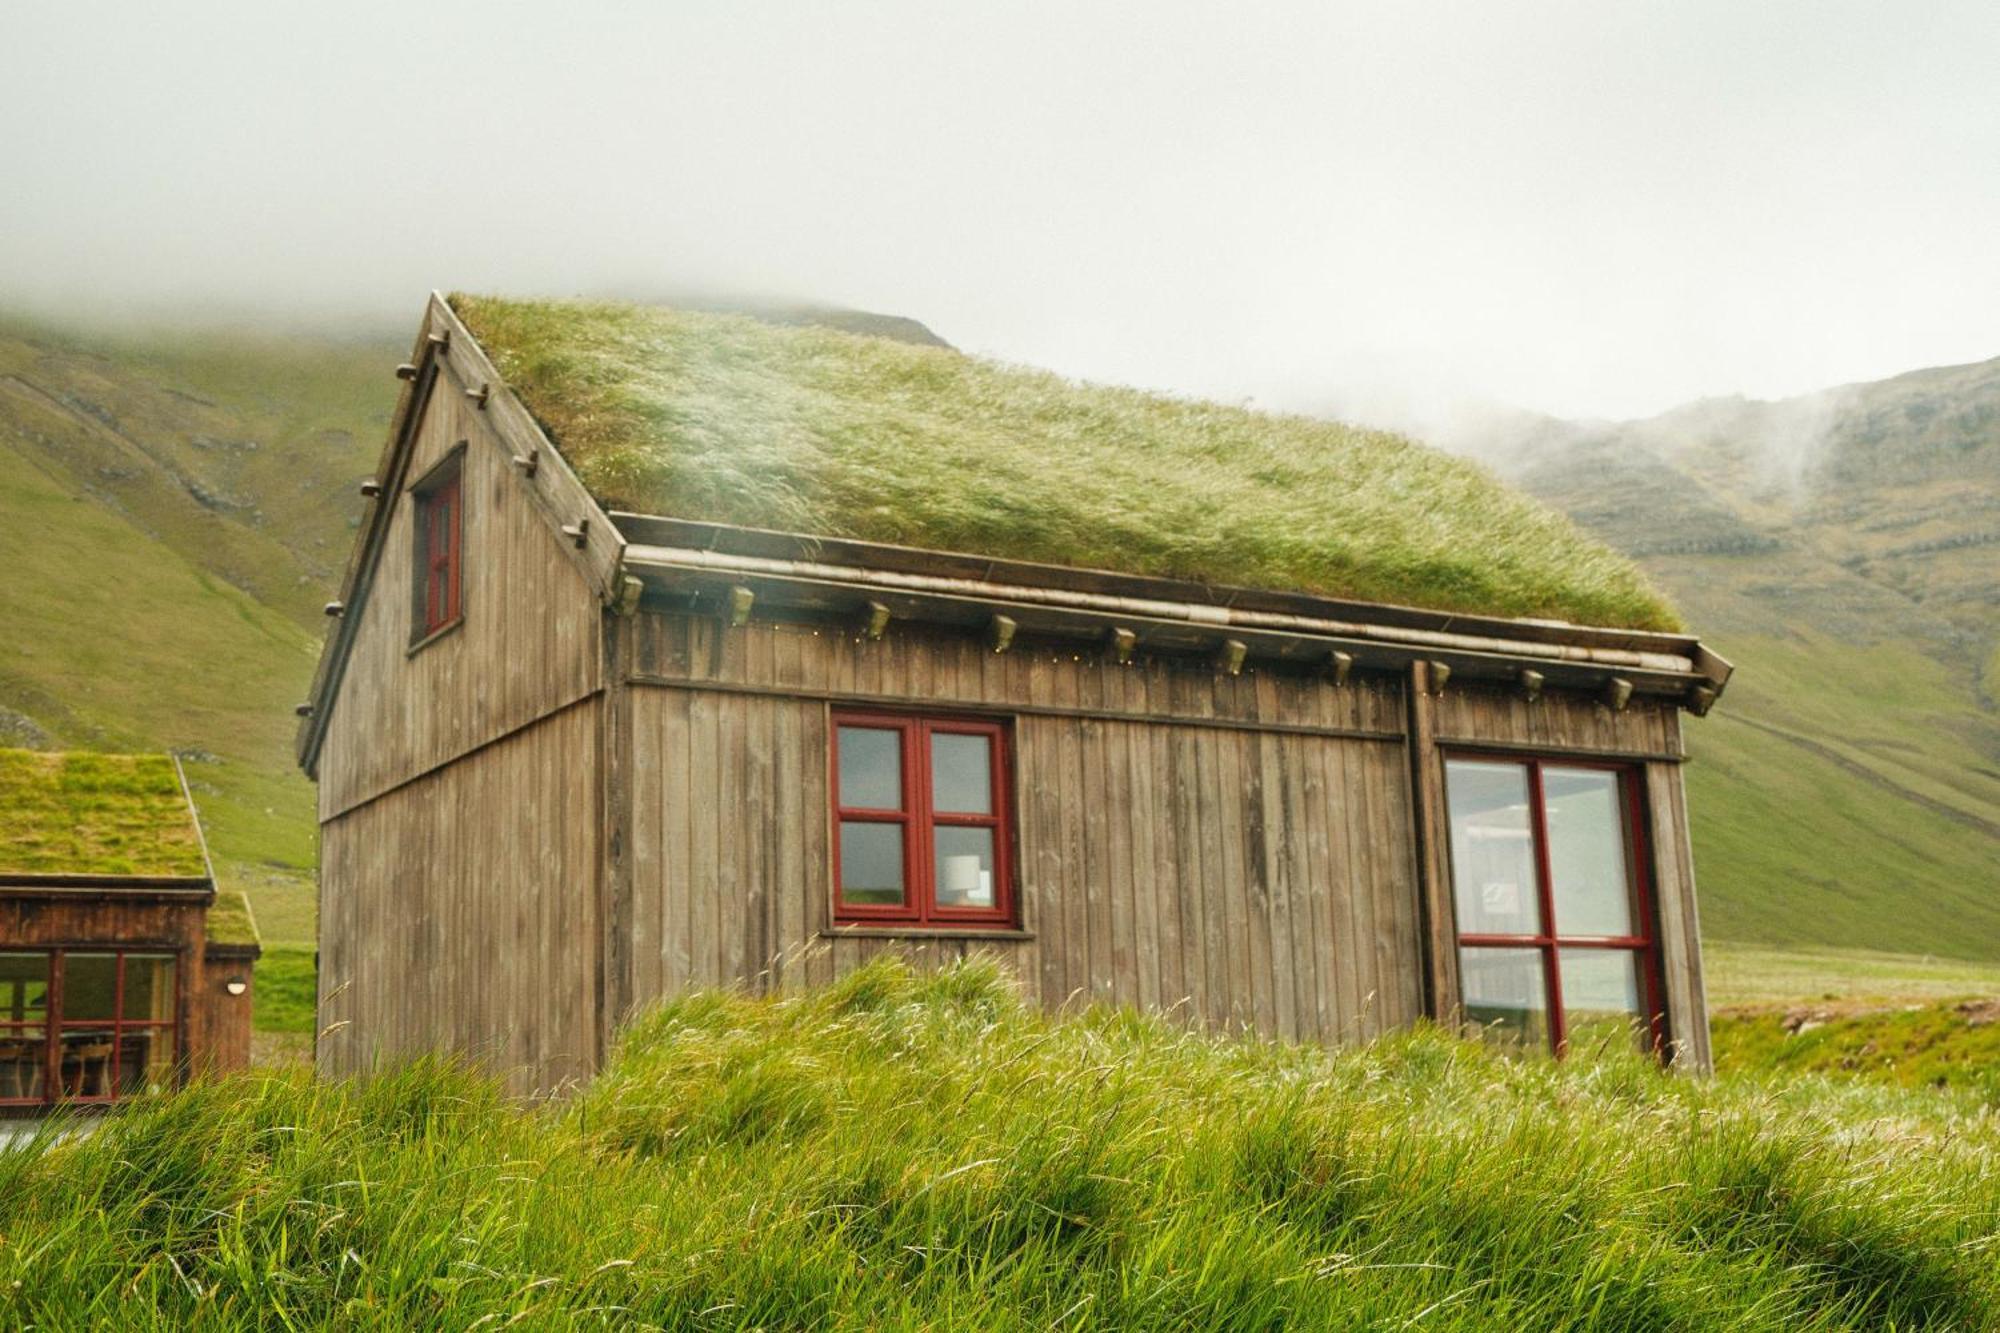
[0,1030,45,1102]
[1559,949,1647,1053]
[1445,760,1543,936]
[1459,947,1550,1050]
[62,954,118,1022]
[934,826,997,908]
[57,1027,117,1099]
[837,727,904,811]
[930,732,994,814]
[119,1026,178,1097]
[123,955,176,1022]
[1544,768,1636,937]
[0,953,49,1024]
[839,821,906,906]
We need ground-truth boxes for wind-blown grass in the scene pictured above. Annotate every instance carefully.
[452,295,1679,630]
[4,956,1995,1329]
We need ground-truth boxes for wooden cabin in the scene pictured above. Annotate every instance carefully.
[0,749,259,1114]
[299,294,1732,1095]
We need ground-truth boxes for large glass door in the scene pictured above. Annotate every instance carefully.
[1442,757,1664,1057]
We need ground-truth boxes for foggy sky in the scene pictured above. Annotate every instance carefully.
[2,1,1996,423]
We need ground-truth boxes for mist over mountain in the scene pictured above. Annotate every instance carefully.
[1444,358,2000,955]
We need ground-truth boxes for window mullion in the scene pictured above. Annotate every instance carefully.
[1527,761,1567,1053]
[911,719,934,922]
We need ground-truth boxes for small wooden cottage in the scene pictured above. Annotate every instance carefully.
[299,294,1732,1094]
[0,749,259,1113]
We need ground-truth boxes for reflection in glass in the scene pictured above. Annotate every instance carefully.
[58,1027,117,1099]
[0,1031,44,1101]
[1544,768,1635,937]
[63,953,118,1021]
[1445,761,1542,936]
[120,1027,178,1096]
[933,826,996,908]
[838,821,906,905]
[0,953,49,1024]
[837,727,903,811]
[123,954,176,1021]
[1559,949,1646,1052]
[1459,947,1550,1049]
[930,732,993,814]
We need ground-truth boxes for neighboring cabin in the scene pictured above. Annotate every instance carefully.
[0,749,258,1113]
[299,293,1732,1095]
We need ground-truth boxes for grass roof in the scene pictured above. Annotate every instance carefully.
[0,749,207,878]
[451,296,1680,631]
[204,888,261,948]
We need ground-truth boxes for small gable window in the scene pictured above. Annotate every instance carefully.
[411,452,463,641]
[831,712,1015,928]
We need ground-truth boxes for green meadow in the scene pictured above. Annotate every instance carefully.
[5,957,1998,1331]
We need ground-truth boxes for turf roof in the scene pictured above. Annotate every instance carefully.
[451,295,1680,631]
[0,749,207,878]
[204,888,261,948]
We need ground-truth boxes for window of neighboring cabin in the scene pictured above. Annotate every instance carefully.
[832,713,1015,927]
[412,454,463,640]
[0,949,180,1109]
[1443,757,1664,1057]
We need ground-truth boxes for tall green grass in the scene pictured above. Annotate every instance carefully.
[4,957,1995,1329]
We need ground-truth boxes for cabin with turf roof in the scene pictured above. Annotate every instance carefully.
[298,293,1733,1095]
[0,749,260,1113]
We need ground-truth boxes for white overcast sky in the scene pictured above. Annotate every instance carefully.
[2,1,1995,422]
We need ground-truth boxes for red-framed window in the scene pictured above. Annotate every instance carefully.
[1442,755,1665,1057]
[831,712,1015,927]
[414,459,462,637]
[0,949,181,1110]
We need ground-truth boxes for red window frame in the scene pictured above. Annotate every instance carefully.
[415,463,462,636]
[1444,754,1667,1057]
[0,948,183,1110]
[830,711,1016,927]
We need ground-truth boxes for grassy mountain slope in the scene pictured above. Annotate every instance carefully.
[4,958,1997,1329]
[0,313,397,942]
[1492,362,2000,961]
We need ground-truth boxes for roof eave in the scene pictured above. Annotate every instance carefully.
[615,518,1731,712]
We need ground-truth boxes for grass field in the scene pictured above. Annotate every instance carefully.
[1704,942,2000,1007]
[3,956,1996,1330]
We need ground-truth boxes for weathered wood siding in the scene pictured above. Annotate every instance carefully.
[617,614,1424,1045]
[315,372,601,822]
[317,700,601,1094]
[626,613,1406,737]
[614,611,1709,1067]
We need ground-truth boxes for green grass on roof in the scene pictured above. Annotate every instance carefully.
[0,749,206,877]
[451,296,1680,630]
[204,888,261,949]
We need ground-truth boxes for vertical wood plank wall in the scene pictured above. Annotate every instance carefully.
[615,613,1710,1067]
[312,372,609,1094]
[318,700,602,1095]
[314,377,601,822]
